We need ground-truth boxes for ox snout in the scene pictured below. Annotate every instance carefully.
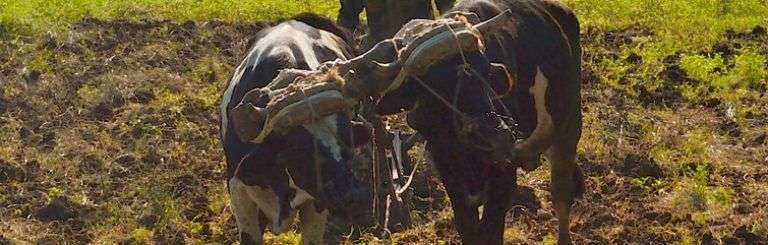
[459,112,518,167]
[337,184,373,224]
[325,180,373,226]
[320,166,373,225]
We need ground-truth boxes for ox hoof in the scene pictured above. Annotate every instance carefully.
[520,156,542,172]
[503,146,541,172]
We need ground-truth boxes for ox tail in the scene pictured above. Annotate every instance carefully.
[573,164,585,199]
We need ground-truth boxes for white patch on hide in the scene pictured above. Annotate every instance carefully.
[228,177,264,244]
[229,176,297,234]
[526,67,555,146]
[287,170,315,209]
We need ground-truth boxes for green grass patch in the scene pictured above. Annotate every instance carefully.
[0,0,340,39]
[130,228,154,244]
[566,0,768,50]
[666,178,734,226]
[264,231,301,244]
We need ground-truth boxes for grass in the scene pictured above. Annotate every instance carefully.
[567,0,768,49]
[0,0,766,244]
[0,0,340,39]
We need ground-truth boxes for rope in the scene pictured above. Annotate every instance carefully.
[445,20,471,67]
[396,152,421,195]
[412,75,467,116]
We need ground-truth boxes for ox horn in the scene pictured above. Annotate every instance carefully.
[346,9,514,96]
[400,9,514,75]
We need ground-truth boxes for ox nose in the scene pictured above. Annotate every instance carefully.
[322,166,372,217]
[459,112,512,151]
[327,181,373,224]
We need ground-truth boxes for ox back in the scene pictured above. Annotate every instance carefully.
[219,14,366,244]
[378,0,584,244]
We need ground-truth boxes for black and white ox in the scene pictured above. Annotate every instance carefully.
[239,0,585,244]
[219,14,371,245]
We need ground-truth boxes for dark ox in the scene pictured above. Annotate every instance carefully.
[374,0,585,244]
[219,14,371,244]
[235,1,584,243]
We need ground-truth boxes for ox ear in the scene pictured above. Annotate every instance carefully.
[241,88,271,107]
[488,62,514,96]
[349,121,372,148]
[231,89,271,143]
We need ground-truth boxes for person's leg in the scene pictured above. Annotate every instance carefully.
[434,0,456,14]
[337,0,364,31]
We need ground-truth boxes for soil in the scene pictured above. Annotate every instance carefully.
[0,18,766,244]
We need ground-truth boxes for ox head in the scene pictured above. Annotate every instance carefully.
[391,12,517,163]
[230,81,374,225]
[233,10,517,171]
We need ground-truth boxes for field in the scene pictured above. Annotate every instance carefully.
[1,0,767,243]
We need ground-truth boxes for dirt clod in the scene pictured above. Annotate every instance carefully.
[733,225,764,242]
[752,25,766,36]
[619,154,665,178]
[34,197,79,222]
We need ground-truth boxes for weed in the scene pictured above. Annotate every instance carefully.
[679,49,767,109]
[542,234,557,245]
[131,228,153,244]
[151,88,184,113]
[46,187,62,203]
[77,85,100,106]
[663,168,734,226]
[680,128,710,162]
[188,221,203,235]
[731,50,767,89]
[680,54,725,83]
[264,230,301,244]
[503,226,530,243]
[194,84,220,110]
[674,225,697,245]
[26,49,53,74]
[630,176,667,193]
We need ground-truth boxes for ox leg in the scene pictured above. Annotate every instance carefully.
[546,140,582,245]
[480,169,516,245]
[429,147,483,244]
[230,178,267,245]
[537,56,584,244]
[434,0,456,13]
[298,202,329,245]
[445,189,483,244]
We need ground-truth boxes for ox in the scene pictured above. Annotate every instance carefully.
[237,0,585,243]
[219,13,372,245]
[377,1,586,244]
